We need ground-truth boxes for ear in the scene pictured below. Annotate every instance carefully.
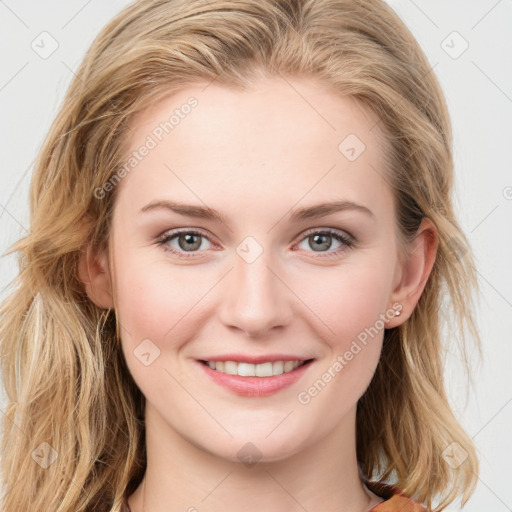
[386,218,438,328]
[78,244,114,309]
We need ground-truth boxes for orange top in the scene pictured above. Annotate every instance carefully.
[367,481,427,511]
[120,481,426,511]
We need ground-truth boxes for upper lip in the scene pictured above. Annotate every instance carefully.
[198,354,314,364]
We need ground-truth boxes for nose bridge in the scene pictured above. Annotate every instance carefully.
[218,237,292,336]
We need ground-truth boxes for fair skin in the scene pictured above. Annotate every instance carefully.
[80,75,437,512]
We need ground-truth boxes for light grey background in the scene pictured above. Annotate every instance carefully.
[1,1,511,510]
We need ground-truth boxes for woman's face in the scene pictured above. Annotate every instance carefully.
[107,76,405,462]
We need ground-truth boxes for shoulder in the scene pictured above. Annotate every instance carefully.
[366,480,427,512]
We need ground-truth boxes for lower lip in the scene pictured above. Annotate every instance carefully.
[197,360,314,397]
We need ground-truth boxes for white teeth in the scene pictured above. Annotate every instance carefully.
[224,361,238,375]
[255,362,273,377]
[206,360,306,377]
[272,361,284,375]
[283,361,295,372]
[238,362,255,377]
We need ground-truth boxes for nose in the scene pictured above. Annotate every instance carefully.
[217,248,294,338]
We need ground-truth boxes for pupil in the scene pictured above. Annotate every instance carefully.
[311,234,330,251]
[179,233,201,251]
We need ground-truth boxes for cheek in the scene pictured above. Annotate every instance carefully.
[294,258,395,400]
[113,260,216,406]
[112,250,211,363]
[294,265,392,418]
[299,260,394,348]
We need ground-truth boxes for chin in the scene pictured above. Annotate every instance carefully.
[197,429,310,466]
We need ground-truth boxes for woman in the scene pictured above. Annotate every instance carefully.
[0,1,480,511]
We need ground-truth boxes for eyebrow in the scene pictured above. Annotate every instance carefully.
[139,199,374,224]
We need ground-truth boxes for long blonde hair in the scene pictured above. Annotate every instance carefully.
[0,1,480,510]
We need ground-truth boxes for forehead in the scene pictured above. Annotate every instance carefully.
[115,76,391,216]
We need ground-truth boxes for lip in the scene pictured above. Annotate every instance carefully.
[196,358,315,397]
[199,353,311,364]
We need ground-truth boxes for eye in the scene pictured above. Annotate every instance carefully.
[295,228,355,258]
[156,227,355,259]
[157,229,214,257]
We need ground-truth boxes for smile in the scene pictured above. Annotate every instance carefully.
[197,358,315,397]
[201,359,311,377]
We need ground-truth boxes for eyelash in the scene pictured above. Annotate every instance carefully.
[156,227,356,259]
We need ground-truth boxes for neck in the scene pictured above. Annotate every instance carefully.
[128,403,379,512]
